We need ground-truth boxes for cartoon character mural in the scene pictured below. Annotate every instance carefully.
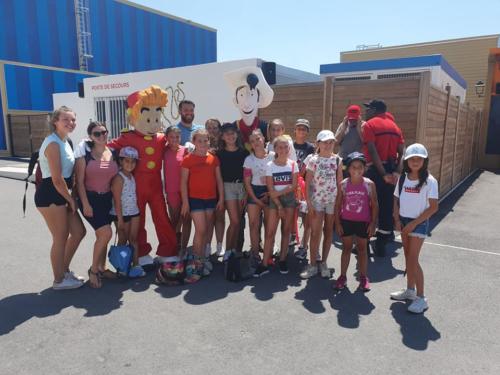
[224,66,274,150]
[107,85,178,265]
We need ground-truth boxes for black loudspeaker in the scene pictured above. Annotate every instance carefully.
[78,82,84,98]
[261,61,276,85]
[496,82,500,95]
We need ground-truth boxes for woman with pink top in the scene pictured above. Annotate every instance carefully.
[164,126,191,254]
[75,122,119,288]
[334,152,378,292]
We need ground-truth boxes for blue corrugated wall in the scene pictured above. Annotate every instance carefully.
[0,89,4,150]
[0,0,217,74]
[4,64,93,111]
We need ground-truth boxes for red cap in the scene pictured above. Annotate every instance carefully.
[346,105,361,120]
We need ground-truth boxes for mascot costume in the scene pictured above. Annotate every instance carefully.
[107,85,178,267]
[224,66,274,150]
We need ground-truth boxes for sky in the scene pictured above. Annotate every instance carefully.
[135,0,500,74]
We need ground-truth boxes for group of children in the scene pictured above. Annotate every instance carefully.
[108,116,438,313]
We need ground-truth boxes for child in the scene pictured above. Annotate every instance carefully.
[110,146,145,277]
[216,123,249,255]
[254,136,298,277]
[334,152,378,291]
[181,129,224,283]
[164,127,191,256]
[266,118,297,161]
[243,129,274,263]
[293,119,315,259]
[204,118,225,257]
[391,143,438,314]
[300,130,343,279]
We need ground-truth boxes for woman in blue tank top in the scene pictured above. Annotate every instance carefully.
[35,106,86,290]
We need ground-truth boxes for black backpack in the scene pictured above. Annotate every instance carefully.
[224,251,254,282]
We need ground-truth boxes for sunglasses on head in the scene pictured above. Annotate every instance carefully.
[92,130,108,137]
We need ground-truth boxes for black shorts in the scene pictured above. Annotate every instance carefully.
[340,219,369,239]
[110,213,140,223]
[79,191,113,230]
[34,178,72,207]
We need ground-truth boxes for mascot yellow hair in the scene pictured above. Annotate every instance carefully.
[127,85,168,125]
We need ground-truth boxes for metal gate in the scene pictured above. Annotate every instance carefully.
[94,96,128,138]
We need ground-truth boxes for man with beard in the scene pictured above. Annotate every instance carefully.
[175,100,203,146]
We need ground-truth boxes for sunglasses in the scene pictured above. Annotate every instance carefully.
[92,130,108,137]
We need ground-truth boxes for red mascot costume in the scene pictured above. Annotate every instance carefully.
[108,85,178,265]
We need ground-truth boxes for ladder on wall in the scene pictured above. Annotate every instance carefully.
[74,0,93,71]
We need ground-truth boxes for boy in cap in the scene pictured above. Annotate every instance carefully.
[334,105,365,160]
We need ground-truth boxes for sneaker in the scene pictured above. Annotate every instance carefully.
[128,265,146,278]
[300,264,318,279]
[319,262,331,279]
[334,275,347,290]
[215,243,225,257]
[65,270,85,282]
[53,277,83,290]
[390,288,417,301]
[138,254,154,266]
[253,263,270,278]
[358,275,371,292]
[278,261,288,274]
[408,296,428,314]
[294,247,308,260]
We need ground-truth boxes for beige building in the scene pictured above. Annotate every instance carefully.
[340,35,500,168]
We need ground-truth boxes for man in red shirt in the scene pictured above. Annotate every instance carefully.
[362,99,405,257]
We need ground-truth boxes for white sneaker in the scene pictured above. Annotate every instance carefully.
[408,296,428,314]
[215,243,225,257]
[53,276,83,290]
[65,270,85,282]
[319,262,331,278]
[300,264,318,279]
[138,254,154,266]
[390,288,417,301]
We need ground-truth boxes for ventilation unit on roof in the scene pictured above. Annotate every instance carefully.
[334,76,372,82]
[377,72,421,80]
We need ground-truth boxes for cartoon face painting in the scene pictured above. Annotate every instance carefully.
[235,84,259,120]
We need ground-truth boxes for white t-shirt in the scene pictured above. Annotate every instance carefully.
[243,152,275,186]
[266,137,297,161]
[394,174,439,219]
[265,159,297,191]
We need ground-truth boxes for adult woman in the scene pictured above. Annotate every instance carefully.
[75,122,119,288]
[35,106,86,290]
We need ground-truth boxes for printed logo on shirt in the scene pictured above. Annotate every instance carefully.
[272,171,292,186]
[404,186,421,194]
[345,190,366,214]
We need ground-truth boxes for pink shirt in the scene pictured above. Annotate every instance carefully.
[85,158,118,193]
[340,177,371,223]
[163,146,186,193]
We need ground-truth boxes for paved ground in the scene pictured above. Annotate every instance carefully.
[1,159,499,375]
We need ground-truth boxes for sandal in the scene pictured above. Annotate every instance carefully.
[99,269,118,280]
[88,268,102,289]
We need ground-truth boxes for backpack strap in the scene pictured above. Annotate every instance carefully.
[23,150,40,217]
[398,173,406,199]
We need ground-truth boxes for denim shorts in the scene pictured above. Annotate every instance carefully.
[400,216,429,239]
[247,185,268,205]
[269,191,297,209]
[189,198,217,212]
[224,182,246,201]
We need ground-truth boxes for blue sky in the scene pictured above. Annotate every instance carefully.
[136,0,499,74]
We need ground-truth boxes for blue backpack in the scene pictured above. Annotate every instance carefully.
[108,244,133,276]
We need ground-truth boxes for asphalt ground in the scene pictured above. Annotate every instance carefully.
[1,160,499,375]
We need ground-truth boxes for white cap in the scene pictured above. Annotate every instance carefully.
[316,130,336,142]
[224,66,274,108]
[404,143,428,160]
[119,146,139,159]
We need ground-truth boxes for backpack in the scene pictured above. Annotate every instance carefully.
[224,250,254,282]
[22,138,73,217]
[397,173,406,200]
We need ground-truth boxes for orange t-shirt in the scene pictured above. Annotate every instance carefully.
[181,153,220,199]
